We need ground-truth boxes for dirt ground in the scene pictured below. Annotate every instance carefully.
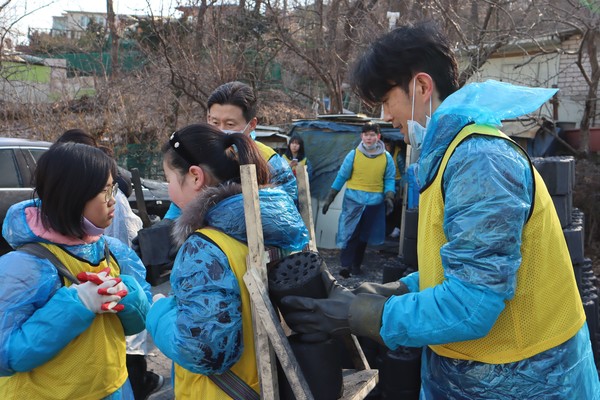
[318,242,402,288]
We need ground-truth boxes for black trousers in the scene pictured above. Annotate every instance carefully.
[126,354,147,400]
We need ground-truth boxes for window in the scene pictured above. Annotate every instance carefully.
[0,149,21,188]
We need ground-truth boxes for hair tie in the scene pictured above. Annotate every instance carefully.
[169,131,197,165]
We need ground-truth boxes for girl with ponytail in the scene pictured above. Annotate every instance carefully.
[146,123,308,399]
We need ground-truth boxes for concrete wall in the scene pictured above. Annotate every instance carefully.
[0,58,95,103]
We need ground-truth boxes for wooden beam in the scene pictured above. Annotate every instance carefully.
[296,165,317,251]
[244,269,315,400]
[241,164,279,399]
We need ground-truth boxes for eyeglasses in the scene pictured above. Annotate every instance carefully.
[103,183,119,203]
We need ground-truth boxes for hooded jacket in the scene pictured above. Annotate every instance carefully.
[146,184,308,376]
[0,199,151,399]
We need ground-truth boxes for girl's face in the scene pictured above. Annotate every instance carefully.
[83,174,116,229]
[289,141,300,154]
[163,160,201,209]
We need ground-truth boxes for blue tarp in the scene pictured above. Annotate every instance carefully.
[289,120,404,199]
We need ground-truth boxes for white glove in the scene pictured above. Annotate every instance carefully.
[152,293,166,303]
[72,280,123,314]
[98,280,128,298]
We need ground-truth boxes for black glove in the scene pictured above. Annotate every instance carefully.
[281,289,355,336]
[281,290,389,343]
[322,188,340,215]
[384,191,395,216]
[349,294,388,342]
[352,280,409,298]
[281,268,353,335]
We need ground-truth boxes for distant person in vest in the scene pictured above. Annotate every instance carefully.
[0,143,151,399]
[162,81,297,221]
[321,122,396,277]
[280,22,600,398]
[283,134,313,181]
[383,137,406,238]
[146,123,308,399]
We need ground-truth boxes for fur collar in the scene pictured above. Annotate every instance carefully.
[172,182,242,246]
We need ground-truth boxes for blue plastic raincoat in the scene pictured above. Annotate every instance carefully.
[147,185,308,375]
[0,199,152,400]
[380,80,600,399]
[332,145,396,248]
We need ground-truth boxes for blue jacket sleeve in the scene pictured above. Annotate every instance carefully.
[381,137,533,349]
[384,152,396,193]
[400,271,419,292]
[106,237,151,335]
[332,150,356,191]
[0,252,95,375]
[146,235,243,375]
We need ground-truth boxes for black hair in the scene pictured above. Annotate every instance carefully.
[162,123,270,186]
[55,129,98,147]
[351,21,459,104]
[207,81,258,122]
[54,129,131,196]
[284,134,306,161]
[34,142,118,238]
[361,122,381,134]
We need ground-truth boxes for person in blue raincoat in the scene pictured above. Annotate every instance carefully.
[280,21,600,399]
[0,143,151,399]
[161,81,297,222]
[146,123,308,399]
[321,121,396,277]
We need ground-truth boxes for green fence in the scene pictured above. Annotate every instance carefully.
[116,144,164,180]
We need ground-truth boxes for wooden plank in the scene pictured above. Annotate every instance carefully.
[340,334,370,371]
[240,165,278,399]
[244,269,315,400]
[340,369,379,400]
[296,165,317,251]
[241,165,269,279]
[130,168,152,228]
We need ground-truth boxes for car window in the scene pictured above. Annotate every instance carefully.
[0,149,21,188]
[29,149,46,163]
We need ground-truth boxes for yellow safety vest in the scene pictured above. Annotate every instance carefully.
[346,150,386,193]
[282,154,307,175]
[393,146,402,181]
[0,243,126,400]
[418,124,585,364]
[255,141,277,163]
[174,228,259,399]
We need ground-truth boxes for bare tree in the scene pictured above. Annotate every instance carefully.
[106,0,119,77]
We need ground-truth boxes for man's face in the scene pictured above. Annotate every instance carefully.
[207,104,253,135]
[381,86,413,145]
[361,130,380,147]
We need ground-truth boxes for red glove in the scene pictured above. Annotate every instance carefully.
[76,267,128,311]
[77,267,114,285]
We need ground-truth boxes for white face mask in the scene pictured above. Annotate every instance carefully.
[222,121,253,138]
[406,78,432,152]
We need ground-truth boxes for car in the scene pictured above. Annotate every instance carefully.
[0,137,171,255]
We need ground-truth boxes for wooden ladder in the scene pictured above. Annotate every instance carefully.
[240,164,379,399]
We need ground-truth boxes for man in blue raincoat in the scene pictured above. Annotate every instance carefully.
[281,21,600,399]
[321,122,396,277]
